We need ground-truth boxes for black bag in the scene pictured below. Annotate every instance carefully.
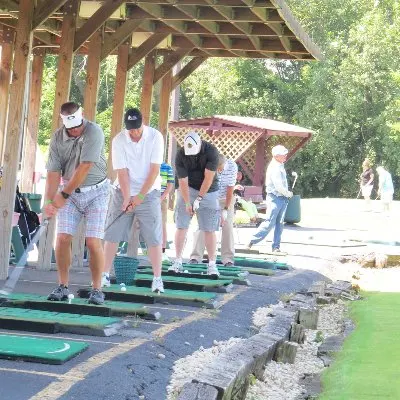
[14,186,40,248]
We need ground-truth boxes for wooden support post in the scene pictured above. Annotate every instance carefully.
[0,27,14,162]
[140,52,156,125]
[0,0,34,280]
[38,0,80,271]
[108,43,129,180]
[158,69,172,139]
[253,135,266,186]
[21,53,45,193]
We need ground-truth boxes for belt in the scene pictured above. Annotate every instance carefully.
[75,179,108,193]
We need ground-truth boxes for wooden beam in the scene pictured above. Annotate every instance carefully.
[158,68,172,138]
[0,26,14,162]
[140,51,156,125]
[0,0,34,279]
[32,0,69,30]
[172,56,206,89]
[127,33,169,70]
[153,48,191,84]
[108,43,129,180]
[101,19,142,61]
[83,29,102,120]
[20,54,44,193]
[74,0,125,52]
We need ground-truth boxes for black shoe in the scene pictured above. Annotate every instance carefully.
[189,258,199,264]
[224,262,234,267]
[47,285,69,301]
[88,289,105,305]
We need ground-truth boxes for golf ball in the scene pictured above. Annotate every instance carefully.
[120,283,126,287]
[184,270,189,273]
[120,286,127,292]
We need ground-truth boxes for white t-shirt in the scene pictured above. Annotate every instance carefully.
[112,126,164,196]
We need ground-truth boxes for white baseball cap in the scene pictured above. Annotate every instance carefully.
[184,131,201,155]
[60,107,83,129]
[272,145,288,157]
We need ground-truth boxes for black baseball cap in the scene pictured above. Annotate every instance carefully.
[124,108,143,130]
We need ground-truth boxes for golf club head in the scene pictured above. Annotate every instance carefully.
[292,171,298,178]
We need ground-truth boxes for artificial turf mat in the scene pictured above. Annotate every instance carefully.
[78,285,219,308]
[1,293,160,320]
[0,307,124,336]
[0,334,88,364]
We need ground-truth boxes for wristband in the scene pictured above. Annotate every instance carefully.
[185,202,191,207]
[44,199,53,205]
[137,193,145,201]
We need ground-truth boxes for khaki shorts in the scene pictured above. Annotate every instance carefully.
[104,187,162,246]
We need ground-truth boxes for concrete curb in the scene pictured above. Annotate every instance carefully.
[177,279,358,400]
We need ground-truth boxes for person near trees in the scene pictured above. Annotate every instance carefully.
[170,131,221,276]
[359,159,374,210]
[160,162,175,263]
[44,102,109,305]
[247,145,293,254]
[376,166,394,214]
[189,154,238,267]
[102,108,164,293]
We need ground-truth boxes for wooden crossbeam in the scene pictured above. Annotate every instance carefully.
[32,0,69,30]
[127,33,169,70]
[101,19,143,61]
[153,48,191,84]
[172,56,206,89]
[74,0,126,52]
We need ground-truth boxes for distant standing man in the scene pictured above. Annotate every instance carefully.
[247,145,293,253]
[376,166,394,214]
[44,102,109,305]
[359,159,374,210]
[160,162,175,262]
[170,131,220,276]
[103,108,164,293]
[189,154,238,266]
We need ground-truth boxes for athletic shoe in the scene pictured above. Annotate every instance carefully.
[224,262,234,267]
[151,277,164,293]
[246,242,253,250]
[88,289,105,305]
[189,258,200,264]
[207,263,220,277]
[101,272,111,288]
[47,285,69,301]
[272,248,287,255]
[162,253,170,264]
[168,260,183,273]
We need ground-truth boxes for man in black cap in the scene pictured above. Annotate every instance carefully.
[103,108,165,292]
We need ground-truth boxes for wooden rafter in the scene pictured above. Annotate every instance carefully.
[32,0,69,30]
[172,56,206,89]
[153,48,191,84]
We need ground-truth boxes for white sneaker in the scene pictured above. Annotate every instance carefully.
[207,263,220,277]
[162,253,170,264]
[168,260,183,273]
[151,277,164,293]
[101,272,110,288]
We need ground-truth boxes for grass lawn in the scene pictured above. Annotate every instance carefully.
[320,292,400,400]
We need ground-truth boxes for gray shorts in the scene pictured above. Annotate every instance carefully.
[174,187,220,232]
[104,187,162,247]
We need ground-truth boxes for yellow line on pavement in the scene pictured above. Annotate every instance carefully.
[30,286,247,400]
[0,367,69,380]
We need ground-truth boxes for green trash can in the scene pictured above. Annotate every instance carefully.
[22,193,42,214]
[284,195,301,224]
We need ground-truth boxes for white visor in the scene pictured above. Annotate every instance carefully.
[60,107,83,129]
[184,131,201,155]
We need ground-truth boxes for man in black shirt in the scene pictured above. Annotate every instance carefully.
[170,131,220,276]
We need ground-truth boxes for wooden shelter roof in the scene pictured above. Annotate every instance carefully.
[0,0,321,60]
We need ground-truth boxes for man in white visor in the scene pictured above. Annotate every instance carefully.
[43,102,109,305]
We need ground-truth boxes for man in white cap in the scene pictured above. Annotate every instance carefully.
[43,102,109,305]
[247,144,293,253]
[171,131,221,276]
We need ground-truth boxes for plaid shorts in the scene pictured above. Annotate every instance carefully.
[57,182,110,238]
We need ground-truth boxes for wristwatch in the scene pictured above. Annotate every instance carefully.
[196,195,203,201]
[61,191,70,199]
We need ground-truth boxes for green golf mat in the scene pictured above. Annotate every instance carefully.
[225,257,288,270]
[0,307,124,336]
[1,293,160,320]
[136,269,249,286]
[134,273,233,292]
[78,285,219,309]
[0,334,88,364]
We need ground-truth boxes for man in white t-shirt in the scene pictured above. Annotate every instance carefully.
[103,108,164,293]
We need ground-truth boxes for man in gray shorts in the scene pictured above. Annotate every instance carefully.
[103,108,164,293]
[43,102,109,305]
[171,131,220,276]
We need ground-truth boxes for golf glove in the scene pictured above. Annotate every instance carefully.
[222,209,228,220]
[193,196,203,212]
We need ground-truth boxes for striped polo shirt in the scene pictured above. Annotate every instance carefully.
[160,162,174,194]
[218,159,238,200]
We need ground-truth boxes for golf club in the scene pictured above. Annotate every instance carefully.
[291,171,298,190]
[0,218,50,296]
